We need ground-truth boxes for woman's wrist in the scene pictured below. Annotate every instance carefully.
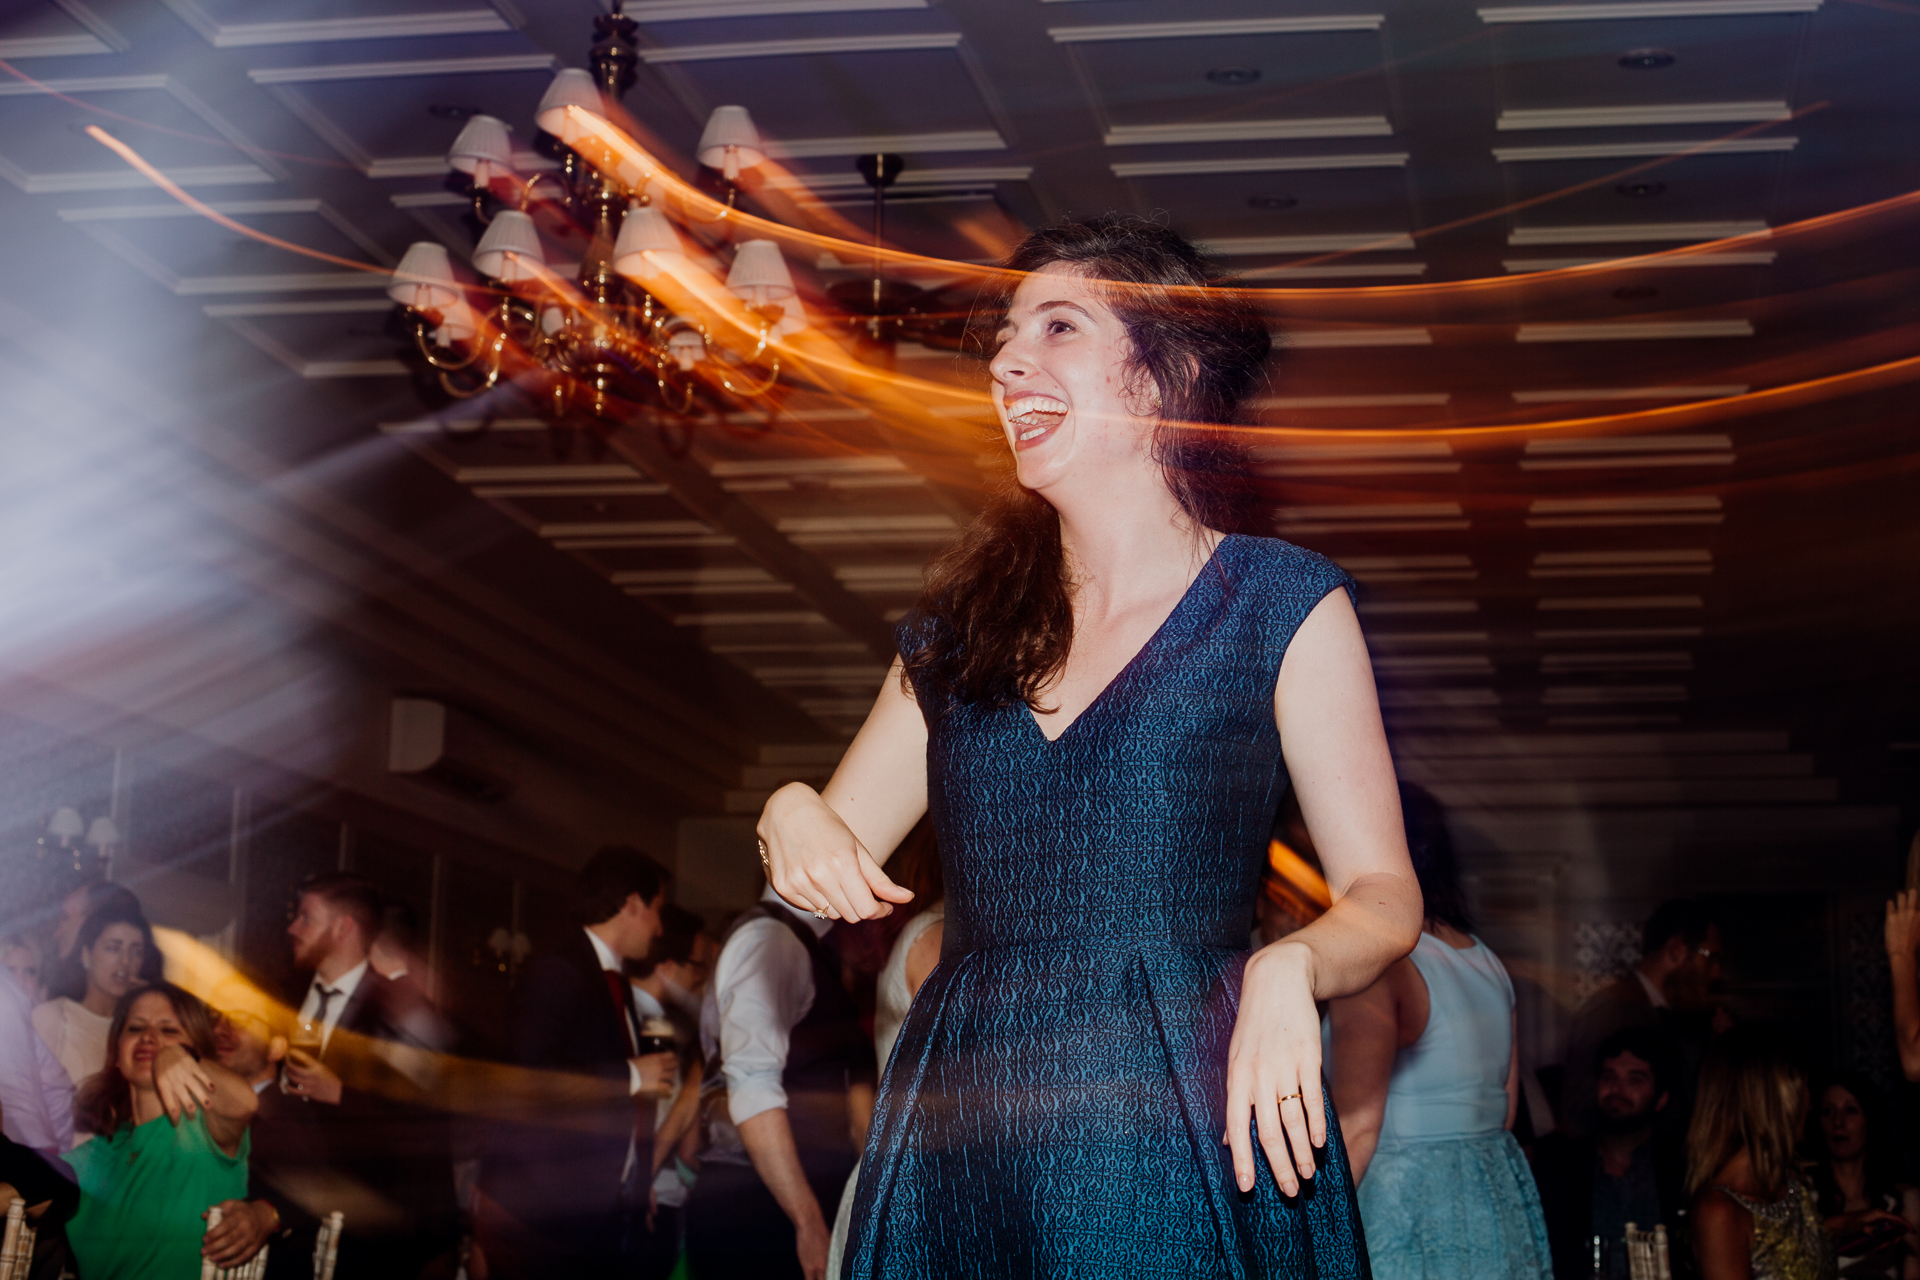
[1251,938,1317,994]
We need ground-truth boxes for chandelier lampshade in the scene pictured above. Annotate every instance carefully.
[47,807,84,842]
[472,210,545,282]
[697,106,766,182]
[535,68,603,143]
[770,295,809,339]
[726,239,796,308]
[613,202,685,280]
[447,114,513,184]
[388,241,462,312]
[666,326,706,371]
[430,298,481,346]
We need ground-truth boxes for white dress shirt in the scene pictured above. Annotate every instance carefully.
[296,959,368,1055]
[585,928,648,1096]
[712,886,831,1127]
[1,970,73,1156]
[1634,967,1670,1010]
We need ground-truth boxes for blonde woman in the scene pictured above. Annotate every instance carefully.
[1688,1027,1835,1280]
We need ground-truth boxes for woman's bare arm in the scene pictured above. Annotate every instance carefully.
[1327,973,1399,1185]
[1226,589,1422,1198]
[1692,1189,1754,1280]
[1271,591,1423,1002]
[759,658,929,921]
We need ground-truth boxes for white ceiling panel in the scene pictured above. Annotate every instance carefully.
[1124,164,1414,242]
[0,1,128,58]
[0,78,283,192]
[1493,13,1811,112]
[252,58,559,174]
[651,43,1003,145]
[1062,26,1393,135]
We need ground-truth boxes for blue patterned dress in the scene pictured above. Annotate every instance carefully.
[843,534,1372,1279]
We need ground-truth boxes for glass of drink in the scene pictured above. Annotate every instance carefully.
[284,1019,323,1094]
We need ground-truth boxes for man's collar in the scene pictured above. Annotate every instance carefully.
[315,959,369,997]
[1633,967,1669,1009]
[584,926,623,973]
[759,884,833,939]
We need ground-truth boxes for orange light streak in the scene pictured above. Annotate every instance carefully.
[84,126,389,275]
[84,120,1920,452]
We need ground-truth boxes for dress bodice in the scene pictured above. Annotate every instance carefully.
[908,534,1355,957]
[850,534,1368,1280]
[1378,932,1516,1145]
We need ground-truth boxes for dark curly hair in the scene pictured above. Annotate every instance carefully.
[901,215,1275,714]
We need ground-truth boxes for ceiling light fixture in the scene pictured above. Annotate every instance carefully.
[1616,180,1667,197]
[1248,194,1299,210]
[1617,48,1676,70]
[1206,67,1262,85]
[386,2,799,453]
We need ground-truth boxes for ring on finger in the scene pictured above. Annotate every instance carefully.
[1278,1091,1303,1103]
[756,838,770,873]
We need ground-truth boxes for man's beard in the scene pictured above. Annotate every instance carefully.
[1596,1101,1658,1136]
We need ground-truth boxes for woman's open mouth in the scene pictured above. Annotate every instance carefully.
[1006,396,1067,450]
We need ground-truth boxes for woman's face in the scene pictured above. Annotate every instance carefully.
[117,991,191,1088]
[83,923,146,1002]
[988,264,1159,498]
[1821,1084,1867,1161]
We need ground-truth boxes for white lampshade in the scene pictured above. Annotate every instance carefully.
[430,298,480,346]
[770,296,809,340]
[613,203,685,281]
[534,68,603,143]
[47,807,83,841]
[447,114,513,184]
[697,106,766,182]
[471,210,545,282]
[726,239,795,307]
[85,816,119,848]
[539,305,566,337]
[388,241,462,312]
[666,326,706,371]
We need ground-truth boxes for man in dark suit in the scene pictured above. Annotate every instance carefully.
[282,872,460,1280]
[1560,899,1722,1135]
[1531,1027,1691,1279]
[478,847,677,1280]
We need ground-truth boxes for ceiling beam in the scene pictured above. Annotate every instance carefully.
[606,423,901,662]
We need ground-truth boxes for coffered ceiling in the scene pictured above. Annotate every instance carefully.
[0,0,1914,874]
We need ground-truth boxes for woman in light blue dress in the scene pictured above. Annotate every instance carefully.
[1325,782,1552,1280]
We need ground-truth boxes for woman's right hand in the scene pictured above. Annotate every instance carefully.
[758,782,914,922]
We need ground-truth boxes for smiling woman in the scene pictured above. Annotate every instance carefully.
[64,983,259,1280]
[755,215,1423,1279]
[32,904,157,1091]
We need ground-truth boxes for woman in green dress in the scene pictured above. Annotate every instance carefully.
[63,982,259,1278]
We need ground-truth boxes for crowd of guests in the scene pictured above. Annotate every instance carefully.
[6,809,1920,1280]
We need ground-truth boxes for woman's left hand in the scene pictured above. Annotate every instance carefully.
[153,1044,214,1123]
[1224,940,1325,1196]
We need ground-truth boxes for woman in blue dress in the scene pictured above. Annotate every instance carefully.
[1324,783,1552,1280]
[757,215,1424,1279]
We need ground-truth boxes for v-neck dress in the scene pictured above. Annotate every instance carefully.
[843,534,1372,1279]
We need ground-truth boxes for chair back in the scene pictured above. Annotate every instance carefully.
[198,1205,270,1280]
[0,1199,38,1280]
[1623,1221,1673,1280]
[313,1209,345,1280]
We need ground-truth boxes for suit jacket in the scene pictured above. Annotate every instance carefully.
[288,969,460,1256]
[1530,1130,1692,1280]
[482,928,650,1253]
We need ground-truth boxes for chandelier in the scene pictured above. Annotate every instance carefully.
[383,4,819,449]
